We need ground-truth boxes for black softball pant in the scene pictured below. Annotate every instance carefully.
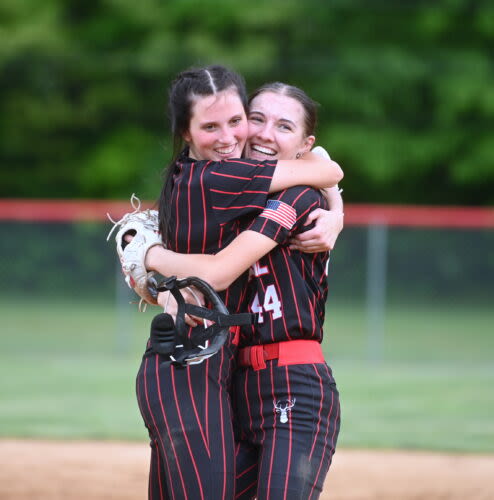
[136,342,237,500]
[233,361,340,500]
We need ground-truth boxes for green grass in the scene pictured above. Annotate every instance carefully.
[1,297,493,453]
[330,361,494,453]
[325,298,494,363]
[0,354,147,441]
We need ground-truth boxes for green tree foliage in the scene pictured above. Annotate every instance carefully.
[0,0,493,204]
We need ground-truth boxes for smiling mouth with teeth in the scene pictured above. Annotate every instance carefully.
[252,145,277,156]
[215,144,237,155]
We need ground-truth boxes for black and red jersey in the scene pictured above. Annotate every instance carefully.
[139,151,280,500]
[240,186,330,345]
[163,151,277,313]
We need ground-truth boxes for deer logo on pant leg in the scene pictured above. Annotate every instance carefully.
[274,398,296,424]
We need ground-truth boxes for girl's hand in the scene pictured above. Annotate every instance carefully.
[157,287,205,327]
[288,208,344,253]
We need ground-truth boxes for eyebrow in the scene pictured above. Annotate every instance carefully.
[199,114,243,126]
[249,110,296,128]
[278,118,296,128]
[199,120,218,127]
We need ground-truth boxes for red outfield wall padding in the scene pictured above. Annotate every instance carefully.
[342,203,494,228]
[0,199,493,228]
[0,199,156,223]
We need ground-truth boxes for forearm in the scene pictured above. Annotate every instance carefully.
[322,185,344,213]
[146,231,277,291]
[270,153,343,192]
[147,246,219,284]
[288,186,344,253]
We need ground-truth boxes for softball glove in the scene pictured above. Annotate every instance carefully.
[107,194,163,309]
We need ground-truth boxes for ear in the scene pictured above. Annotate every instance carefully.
[302,135,316,154]
[182,130,191,143]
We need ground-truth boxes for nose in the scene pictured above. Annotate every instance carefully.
[218,125,235,144]
[256,122,274,142]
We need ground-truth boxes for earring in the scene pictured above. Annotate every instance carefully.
[296,153,302,159]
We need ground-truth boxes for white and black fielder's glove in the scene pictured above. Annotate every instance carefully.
[107,194,163,308]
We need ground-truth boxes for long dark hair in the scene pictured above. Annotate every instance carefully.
[158,65,248,244]
[249,82,319,137]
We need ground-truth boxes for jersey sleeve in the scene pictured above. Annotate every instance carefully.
[205,158,277,224]
[245,186,328,244]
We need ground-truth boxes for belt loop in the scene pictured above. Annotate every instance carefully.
[251,345,266,371]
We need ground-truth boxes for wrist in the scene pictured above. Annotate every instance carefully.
[329,208,344,218]
[146,244,165,270]
[329,209,344,230]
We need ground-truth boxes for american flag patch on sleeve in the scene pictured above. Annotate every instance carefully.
[260,199,297,230]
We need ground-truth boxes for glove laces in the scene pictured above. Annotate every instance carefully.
[105,193,159,242]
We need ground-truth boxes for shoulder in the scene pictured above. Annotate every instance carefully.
[205,158,278,182]
[271,186,323,204]
[211,158,277,170]
[177,154,276,171]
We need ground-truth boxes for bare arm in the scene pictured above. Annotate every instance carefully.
[324,185,344,213]
[147,153,343,299]
[146,230,277,291]
[289,186,344,252]
[270,152,343,193]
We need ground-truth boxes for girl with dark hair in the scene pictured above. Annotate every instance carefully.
[135,66,343,499]
[146,81,342,499]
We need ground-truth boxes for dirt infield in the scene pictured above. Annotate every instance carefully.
[1,439,493,499]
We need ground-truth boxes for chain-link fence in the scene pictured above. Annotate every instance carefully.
[1,205,493,365]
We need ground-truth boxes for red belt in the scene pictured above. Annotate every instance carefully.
[238,340,325,371]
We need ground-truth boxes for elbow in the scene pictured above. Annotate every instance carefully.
[316,160,344,189]
[336,164,344,185]
[333,161,344,184]
[328,161,344,187]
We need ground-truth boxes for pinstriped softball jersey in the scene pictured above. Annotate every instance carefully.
[241,186,330,346]
[233,186,341,500]
[135,151,277,500]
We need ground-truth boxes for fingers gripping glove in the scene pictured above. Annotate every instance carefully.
[107,194,163,308]
[150,276,255,366]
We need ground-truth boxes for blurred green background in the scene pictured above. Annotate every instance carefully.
[1,0,493,204]
[1,0,493,454]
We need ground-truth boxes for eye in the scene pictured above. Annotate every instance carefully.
[230,117,243,126]
[203,123,217,131]
[279,123,293,132]
[248,114,263,123]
